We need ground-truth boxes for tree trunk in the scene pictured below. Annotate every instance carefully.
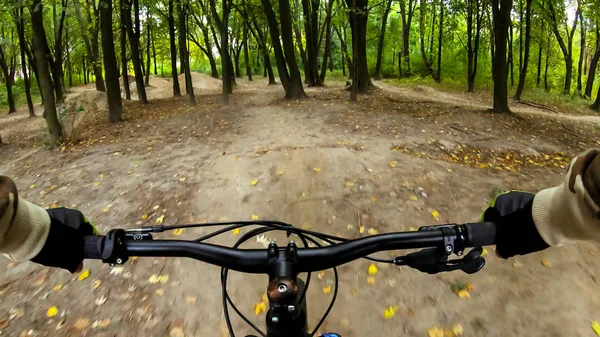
[279,0,306,97]
[514,0,532,100]
[400,0,416,77]
[243,25,253,81]
[179,3,196,105]
[547,1,579,95]
[576,13,585,96]
[301,0,322,86]
[123,0,148,103]
[51,0,66,103]
[190,10,220,79]
[491,0,512,113]
[536,21,544,87]
[585,24,600,98]
[100,0,123,122]
[168,0,181,96]
[319,0,335,83]
[152,33,157,75]
[293,21,308,80]
[247,16,276,85]
[145,19,151,86]
[435,0,443,82]
[508,22,514,86]
[544,32,550,91]
[234,47,242,78]
[419,0,434,77]
[346,0,372,93]
[15,8,35,116]
[374,0,392,80]
[32,0,63,145]
[334,24,352,79]
[73,0,105,92]
[120,0,131,100]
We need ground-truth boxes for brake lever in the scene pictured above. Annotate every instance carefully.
[394,246,486,274]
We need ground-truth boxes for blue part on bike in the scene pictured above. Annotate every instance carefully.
[321,333,341,337]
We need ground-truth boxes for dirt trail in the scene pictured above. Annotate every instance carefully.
[0,79,599,337]
[376,81,600,124]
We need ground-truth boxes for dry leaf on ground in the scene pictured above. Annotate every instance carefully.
[368,264,378,275]
[46,306,59,318]
[78,270,90,281]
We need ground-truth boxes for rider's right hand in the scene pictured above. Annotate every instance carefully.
[483,191,550,258]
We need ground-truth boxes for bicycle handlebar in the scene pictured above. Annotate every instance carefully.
[83,222,496,273]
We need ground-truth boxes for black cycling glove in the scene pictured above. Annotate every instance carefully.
[482,191,549,258]
[31,208,97,273]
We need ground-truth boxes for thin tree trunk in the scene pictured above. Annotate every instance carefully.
[536,21,544,87]
[301,0,322,86]
[491,0,512,113]
[120,0,131,100]
[168,0,181,96]
[32,0,63,145]
[586,23,600,98]
[0,43,17,113]
[145,19,151,86]
[74,0,105,92]
[544,32,550,91]
[15,8,35,116]
[576,13,585,96]
[279,0,307,97]
[243,25,252,81]
[123,0,148,103]
[152,32,157,75]
[400,0,416,77]
[514,0,532,100]
[52,0,67,103]
[100,0,123,122]
[419,0,434,77]
[435,0,443,82]
[179,3,196,105]
[374,0,392,80]
[319,0,335,83]
[547,0,579,95]
[508,22,514,86]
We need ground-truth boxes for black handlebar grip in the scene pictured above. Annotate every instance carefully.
[465,222,497,247]
[83,235,104,259]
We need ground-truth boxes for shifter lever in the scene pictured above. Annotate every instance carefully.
[394,246,486,274]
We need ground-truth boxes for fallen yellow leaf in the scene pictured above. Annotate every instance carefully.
[102,207,110,213]
[408,195,418,201]
[431,210,440,221]
[156,215,165,224]
[368,264,378,275]
[541,259,551,267]
[367,276,375,284]
[179,177,186,182]
[148,274,160,284]
[92,280,101,289]
[276,169,285,175]
[93,182,101,187]
[78,270,90,281]
[322,286,332,295]
[156,288,165,296]
[252,214,260,220]
[389,161,397,168]
[465,283,474,291]
[592,321,600,335]
[251,179,259,186]
[158,275,169,284]
[141,214,149,220]
[233,228,240,235]
[481,248,488,257]
[427,327,444,337]
[456,290,470,299]
[219,216,229,221]
[371,196,376,202]
[313,167,321,172]
[590,249,596,256]
[53,284,63,291]
[92,318,111,329]
[173,228,183,236]
[47,306,59,317]
[186,296,197,304]
[383,306,398,319]
[254,301,267,316]
[29,184,35,189]
[170,327,184,337]
[367,228,378,235]
[451,324,464,336]
[359,225,365,234]
[345,181,355,187]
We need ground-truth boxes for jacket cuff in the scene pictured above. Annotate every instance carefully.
[0,195,50,261]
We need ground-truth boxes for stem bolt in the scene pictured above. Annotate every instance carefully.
[277,284,287,293]
[116,258,123,264]
[287,305,295,312]
[445,245,453,253]
[271,316,279,324]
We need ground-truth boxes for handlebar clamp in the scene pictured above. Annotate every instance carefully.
[101,229,129,265]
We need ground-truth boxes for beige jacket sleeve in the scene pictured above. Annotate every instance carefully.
[533,149,600,246]
[0,176,50,261]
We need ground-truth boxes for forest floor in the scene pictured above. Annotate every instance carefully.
[1,76,600,337]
